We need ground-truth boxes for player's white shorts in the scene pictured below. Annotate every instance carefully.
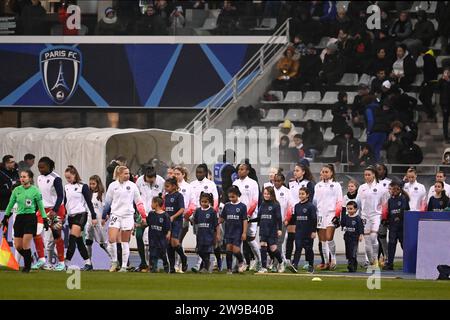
[361,214,381,234]
[247,222,257,238]
[317,213,334,229]
[109,215,134,231]
[85,222,107,244]
[143,226,149,246]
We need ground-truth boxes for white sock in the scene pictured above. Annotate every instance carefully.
[248,239,261,263]
[86,245,92,259]
[145,245,149,265]
[14,249,22,264]
[195,256,202,269]
[84,258,91,265]
[364,235,373,263]
[121,242,130,269]
[370,233,379,262]
[328,240,336,261]
[108,242,117,263]
[321,241,329,264]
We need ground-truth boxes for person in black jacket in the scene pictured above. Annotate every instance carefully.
[384,121,410,164]
[418,48,438,120]
[390,44,417,90]
[302,120,324,159]
[335,127,360,171]
[436,1,450,55]
[439,68,450,143]
[368,48,393,77]
[19,0,46,35]
[319,42,345,88]
[296,44,322,91]
[331,92,351,136]
[0,155,19,211]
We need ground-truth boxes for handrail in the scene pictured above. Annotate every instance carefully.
[184,18,291,133]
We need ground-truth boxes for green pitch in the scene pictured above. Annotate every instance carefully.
[0,267,449,300]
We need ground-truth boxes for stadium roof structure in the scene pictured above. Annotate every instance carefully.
[0,127,192,183]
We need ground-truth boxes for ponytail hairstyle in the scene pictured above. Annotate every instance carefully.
[38,156,55,172]
[113,165,129,181]
[65,165,82,183]
[152,193,164,208]
[364,165,379,183]
[263,186,278,204]
[174,165,189,182]
[89,175,105,202]
[227,185,241,198]
[295,162,315,182]
[19,169,34,185]
[322,164,336,181]
[200,192,214,206]
[165,177,178,190]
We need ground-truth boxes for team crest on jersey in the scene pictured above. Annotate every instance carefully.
[373,189,377,192]
[25,199,32,207]
[154,185,159,189]
[330,184,334,188]
[39,46,82,104]
[280,192,284,196]
[170,198,175,203]
[182,189,186,193]
[47,179,50,183]
[126,186,131,190]
[268,206,272,211]
[159,217,163,223]
[414,187,418,191]
[398,201,402,206]
[236,208,240,213]
[245,185,249,189]
[352,220,356,225]
[74,187,78,191]
[206,213,210,219]
[302,208,307,213]
[204,186,208,190]
[383,183,387,187]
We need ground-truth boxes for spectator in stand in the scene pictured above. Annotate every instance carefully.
[436,1,450,55]
[302,120,324,159]
[215,0,238,35]
[279,136,297,164]
[20,0,46,35]
[378,1,413,12]
[368,48,393,77]
[331,91,351,136]
[389,11,413,43]
[352,84,371,127]
[439,68,450,143]
[391,44,417,90]
[155,0,173,27]
[275,120,299,148]
[329,7,352,38]
[192,1,207,9]
[96,7,125,35]
[319,42,345,88]
[404,10,435,57]
[370,69,388,94]
[0,155,19,211]
[335,126,360,171]
[292,134,306,162]
[290,9,323,46]
[296,44,322,91]
[350,28,372,74]
[359,143,376,167]
[418,48,438,121]
[134,4,168,35]
[346,1,370,22]
[336,28,354,72]
[372,29,396,62]
[273,46,299,92]
[18,153,35,172]
[384,121,411,164]
[169,6,186,34]
[309,0,336,36]
[292,35,307,59]
[58,0,79,35]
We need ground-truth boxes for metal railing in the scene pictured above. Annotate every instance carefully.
[184,18,291,133]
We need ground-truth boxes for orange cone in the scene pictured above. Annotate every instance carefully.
[0,236,20,271]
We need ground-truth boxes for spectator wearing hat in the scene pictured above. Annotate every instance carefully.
[390,44,417,90]
[274,120,299,148]
[96,7,125,35]
[318,42,345,88]
[273,46,299,92]
[439,68,450,143]
[335,126,360,171]
[418,48,438,121]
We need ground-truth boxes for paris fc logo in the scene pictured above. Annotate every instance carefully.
[39,46,82,104]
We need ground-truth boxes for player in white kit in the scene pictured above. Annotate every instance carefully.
[103,166,147,272]
[356,166,387,267]
[233,163,261,271]
[403,168,427,211]
[375,164,392,266]
[313,164,342,270]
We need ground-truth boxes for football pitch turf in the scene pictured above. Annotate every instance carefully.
[1,267,449,300]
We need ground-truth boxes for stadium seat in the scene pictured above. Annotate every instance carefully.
[360,129,367,142]
[413,73,424,87]
[353,127,361,139]
[347,92,358,104]
[261,90,284,103]
[258,18,277,30]
[416,55,424,68]
[317,37,331,49]
[337,73,359,86]
[437,56,450,69]
[200,17,217,30]
[320,110,333,122]
[406,92,418,100]
[296,127,304,135]
[283,91,302,104]
[430,19,438,30]
[304,109,323,122]
[285,109,305,122]
[261,109,284,122]
[319,91,338,104]
[432,37,442,50]
[321,145,338,158]
[358,73,372,86]
[302,91,321,104]
[323,127,335,142]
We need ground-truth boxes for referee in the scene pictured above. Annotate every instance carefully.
[1,170,49,273]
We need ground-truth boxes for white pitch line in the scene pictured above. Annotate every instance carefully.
[253,273,401,280]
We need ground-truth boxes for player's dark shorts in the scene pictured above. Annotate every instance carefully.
[197,244,214,254]
[14,214,37,237]
[225,236,242,247]
[260,235,277,246]
[171,220,183,240]
[295,237,313,249]
[68,213,88,230]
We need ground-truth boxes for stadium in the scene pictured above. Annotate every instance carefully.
[1,0,450,304]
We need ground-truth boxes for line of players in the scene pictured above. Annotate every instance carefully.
[2,156,448,273]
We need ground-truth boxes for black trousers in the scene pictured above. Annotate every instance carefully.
[345,237,359,271]
[419,81,435,118]
[388,226,403,266]
[442,104,450,139]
